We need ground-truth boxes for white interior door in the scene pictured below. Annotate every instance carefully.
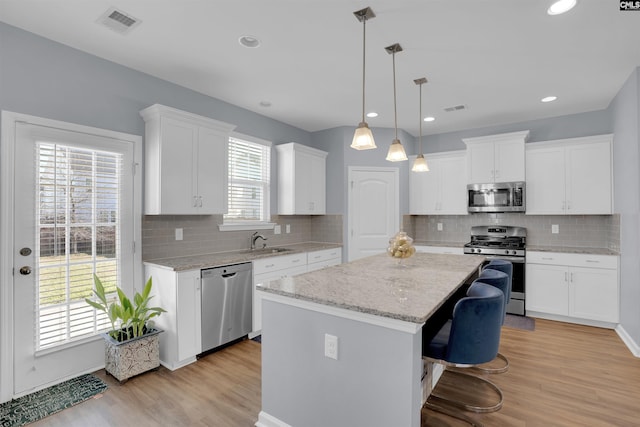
[6,115,140,398]
[348,167,399,262]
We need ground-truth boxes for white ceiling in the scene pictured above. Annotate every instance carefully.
[1,1,639,137]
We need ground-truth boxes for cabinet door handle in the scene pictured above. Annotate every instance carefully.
[564,272,568,282]
[198,196,203,207]
[561,201,565,211]
[265,264,275,268]
[586,260,600,263]
[292,259,300,263]
[494,169,499,178]
[567,201,571,211]
[193,196,198,207]
[541,257,554,260]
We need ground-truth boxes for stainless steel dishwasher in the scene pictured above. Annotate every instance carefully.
[201,262,253,353]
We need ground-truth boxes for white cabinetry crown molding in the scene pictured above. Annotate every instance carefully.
[462,130,530,146]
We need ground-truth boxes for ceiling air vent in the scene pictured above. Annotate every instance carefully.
[444,104,467,113]
[98,7,142,35]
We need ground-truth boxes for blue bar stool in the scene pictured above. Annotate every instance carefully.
[476,259,513,374]
[423,281,505,421]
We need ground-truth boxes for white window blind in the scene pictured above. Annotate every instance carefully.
[36,142,122,349]
[225,136,271,223]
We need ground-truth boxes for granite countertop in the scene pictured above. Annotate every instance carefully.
[144,242,342,271]
[258,252,484,324]
[527,246,619,256]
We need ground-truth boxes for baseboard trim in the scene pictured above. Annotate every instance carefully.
[615,324,640,357]
[255,411,292,427]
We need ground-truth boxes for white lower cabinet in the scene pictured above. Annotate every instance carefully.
[146,265,202,370]
[526,252,619,326]
[306,248,342,272]
[252,248,342,334]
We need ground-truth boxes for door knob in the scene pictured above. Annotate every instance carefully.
[19,266,32,275]
[20,247,32,256]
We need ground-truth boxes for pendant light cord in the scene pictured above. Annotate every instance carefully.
[361,17,367,124]
[419,82,423,155]
[393,51,398,140]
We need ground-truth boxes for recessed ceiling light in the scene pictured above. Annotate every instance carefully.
[239,35,261,48]
[366,112,378,118]
[541,96,557,103]
[547,0,577,15]
[259,101,272,107]
[424,116,435,122]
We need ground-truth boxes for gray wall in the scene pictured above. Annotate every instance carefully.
[421,110,612,153]
[610,67,640,347]
[0,22,311,216]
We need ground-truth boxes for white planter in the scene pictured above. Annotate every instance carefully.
[104,328,162,382]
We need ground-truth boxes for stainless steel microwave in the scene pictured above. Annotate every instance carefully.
[467,182,525,213]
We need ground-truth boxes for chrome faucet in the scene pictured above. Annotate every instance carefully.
[250,231,267,250]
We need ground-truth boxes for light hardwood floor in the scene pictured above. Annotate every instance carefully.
[30,319,639,426]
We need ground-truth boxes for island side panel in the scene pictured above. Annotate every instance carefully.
[260,298,422,427]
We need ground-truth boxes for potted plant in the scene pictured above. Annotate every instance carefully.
[85,275,166,382]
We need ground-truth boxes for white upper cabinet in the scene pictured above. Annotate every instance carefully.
[140,104,236,215]
[463,130,529,183]
[526,134,613,215]
[276,142,328,215]
[409,151,467,215]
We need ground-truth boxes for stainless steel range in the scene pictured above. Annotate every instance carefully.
[464,225,527,315]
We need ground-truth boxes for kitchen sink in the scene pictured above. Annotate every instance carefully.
[240,247,293,255]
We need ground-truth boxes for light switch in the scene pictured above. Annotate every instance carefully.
[552,224,559,234]
[175,228,183,240]
[437,223,443,231]
[274,225,281,235]
[286,224,291,234]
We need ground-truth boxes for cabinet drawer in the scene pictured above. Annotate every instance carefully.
[306,248,342,264]
[254,265,308,286]
[527,251,618,269]
[253,253,307,275]
[307,258,341,273]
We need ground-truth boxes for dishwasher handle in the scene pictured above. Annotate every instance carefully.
[222,272,237,279]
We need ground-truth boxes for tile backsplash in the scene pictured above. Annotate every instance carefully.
[142,214,343,261]
[407,213,620,251]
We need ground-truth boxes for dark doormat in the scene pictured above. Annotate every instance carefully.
[0,373,107,427]
[504,314,535,331]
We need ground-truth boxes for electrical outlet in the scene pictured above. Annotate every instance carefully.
[552,224,559,234]
[324,333,338,360]
[274,224,281,235]
[175,228,183,241]
[437,223,443,231]
[286,224,291,234]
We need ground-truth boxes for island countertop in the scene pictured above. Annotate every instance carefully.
[258,252,484,324]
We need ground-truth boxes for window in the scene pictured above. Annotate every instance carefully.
[222,135,272,230]
[36,142,127,349]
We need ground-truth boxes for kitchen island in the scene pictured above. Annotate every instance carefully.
[256,252,483,427]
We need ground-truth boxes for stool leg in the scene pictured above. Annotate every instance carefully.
[423,401,484,427]
[429,370,504,413]
[473,352,509,374]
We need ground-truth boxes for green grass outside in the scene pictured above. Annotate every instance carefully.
[39,256,118,306]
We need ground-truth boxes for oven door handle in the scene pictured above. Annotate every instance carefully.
[480,254,525,263]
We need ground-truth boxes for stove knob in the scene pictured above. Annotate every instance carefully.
[511,250,517,255]
[504,250,509,255]
[476,248,481,254]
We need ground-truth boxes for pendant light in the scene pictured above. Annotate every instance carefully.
[351,7,377,150]
[412,77,430,172]
[385,43,408,162]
